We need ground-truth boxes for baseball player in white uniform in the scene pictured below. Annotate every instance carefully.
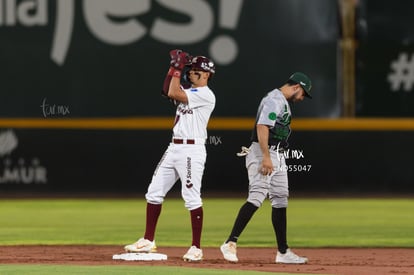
[220,72,312,264]
[125,50,216,262]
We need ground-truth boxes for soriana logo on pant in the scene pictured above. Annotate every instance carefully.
[0,130,48,185]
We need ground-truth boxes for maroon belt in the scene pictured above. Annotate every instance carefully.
[173,138,195,144]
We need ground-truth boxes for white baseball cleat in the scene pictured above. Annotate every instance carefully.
[183,246,203,262]
[124,238,157,253]
[220,241,238,262]
[276,249,308,264]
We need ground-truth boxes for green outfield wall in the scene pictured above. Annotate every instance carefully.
[1,1,414,194]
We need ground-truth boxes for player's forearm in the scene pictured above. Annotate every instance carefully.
[168,75,188,103]
[162,74,172,96]
[257,124,270,158]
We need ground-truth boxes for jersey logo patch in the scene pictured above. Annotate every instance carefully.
[190,88,199,92]
[268,112,277,121]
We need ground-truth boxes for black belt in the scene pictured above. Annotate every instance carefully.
[173,138,195,144]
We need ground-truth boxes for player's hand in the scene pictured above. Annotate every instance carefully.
[169,49,182,59]
[260,156,274,176]
[169,49,192,70]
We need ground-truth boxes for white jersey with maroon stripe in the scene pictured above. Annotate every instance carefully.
[172,85,215,141]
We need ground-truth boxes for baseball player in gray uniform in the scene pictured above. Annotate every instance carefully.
[220,72,312,264]
[124,50,216,262]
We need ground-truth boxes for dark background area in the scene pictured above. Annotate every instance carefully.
[1,129,413,194]
[1,0,414,195]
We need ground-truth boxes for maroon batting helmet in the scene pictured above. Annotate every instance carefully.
[190,56,215,75]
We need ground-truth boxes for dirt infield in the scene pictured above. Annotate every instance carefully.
[1,246,413,274]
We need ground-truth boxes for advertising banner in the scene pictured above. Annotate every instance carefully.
[356,0,414,116]
[1,0,339,118]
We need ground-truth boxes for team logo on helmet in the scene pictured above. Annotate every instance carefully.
[191,56,215,74]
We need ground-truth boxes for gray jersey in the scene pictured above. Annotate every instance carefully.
[251,89,292,147]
